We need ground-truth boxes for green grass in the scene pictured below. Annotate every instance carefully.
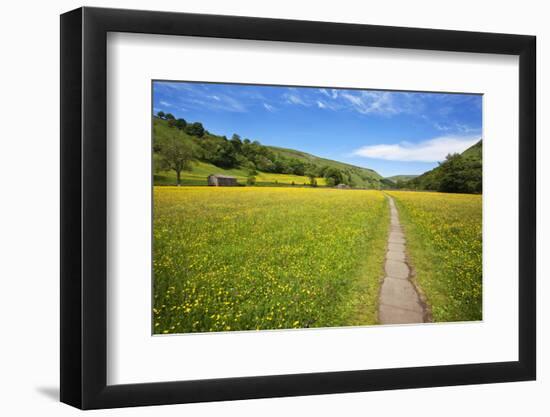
[154,161,327,186]
[153,187,389,334]
[387,191,482,322]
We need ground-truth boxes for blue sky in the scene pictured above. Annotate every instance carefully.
[153,81,482,177]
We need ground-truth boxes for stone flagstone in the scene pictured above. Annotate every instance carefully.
[379,277,423,312]
[379,304,424,324]
[386,250,406,261]
[385,259,409,279]
[388,232,406,244]
[388,242,405,252]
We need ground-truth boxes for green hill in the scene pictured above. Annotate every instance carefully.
[386,174,419,183]
[266,146,383,188]
[153,117,384,188]
[461,139,483,159]
[405,140,482,194]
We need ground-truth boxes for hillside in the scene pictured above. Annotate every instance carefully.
[461,140,483,159]
[153,117,384,188]
[386,174,419,183]
[405,140,482,194]
[154,160,328,186]
[267,146,383,188]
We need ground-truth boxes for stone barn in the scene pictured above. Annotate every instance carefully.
[207,174,237,186]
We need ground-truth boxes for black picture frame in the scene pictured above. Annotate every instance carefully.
[60,6,536,410]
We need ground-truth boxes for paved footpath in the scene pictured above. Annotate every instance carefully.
[378,196,426,324]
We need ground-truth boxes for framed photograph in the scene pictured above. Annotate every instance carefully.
[60,6,536,409]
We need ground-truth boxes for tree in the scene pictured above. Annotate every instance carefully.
[255,155,275,172]
[273,158,289,174]
[230,134,242,152]
[318,165,330,177]
[306,169,318,187]
[344,172,355,187]
[175,118,187,130]
[157,134,195,186]
[289,159,306,176]
[323,167,343,186]
[403,141,482,194]
[165,113,175,120]
[436,153,482,194]
[185,122,205,137]
[246,164,258,176]
[209,141,238,168]
[157,111,166,119]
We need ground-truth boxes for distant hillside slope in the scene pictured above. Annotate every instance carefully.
[267,146,383,188]
[386,174,419,183]
[153,116,385,188]
[406,140,482,194]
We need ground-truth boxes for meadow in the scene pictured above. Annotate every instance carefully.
[154,161,327,187]
[387,191,482,322]
[153,186,388,334]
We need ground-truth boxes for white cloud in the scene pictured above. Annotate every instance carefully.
[352,135,480,162]
[455,123,479,133]
[433,121,480,134]
[315,99,342,111]
[201,94,246,112]
[155,82,246,112]
[433,122,452,131]
[340,91,400,116]
[341,93,362,106]
[263,103,276,112]
[318,88,339,99]
[284,93,308,106]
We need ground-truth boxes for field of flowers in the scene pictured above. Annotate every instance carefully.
[387,191,482,322]
[153,187,389,334]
